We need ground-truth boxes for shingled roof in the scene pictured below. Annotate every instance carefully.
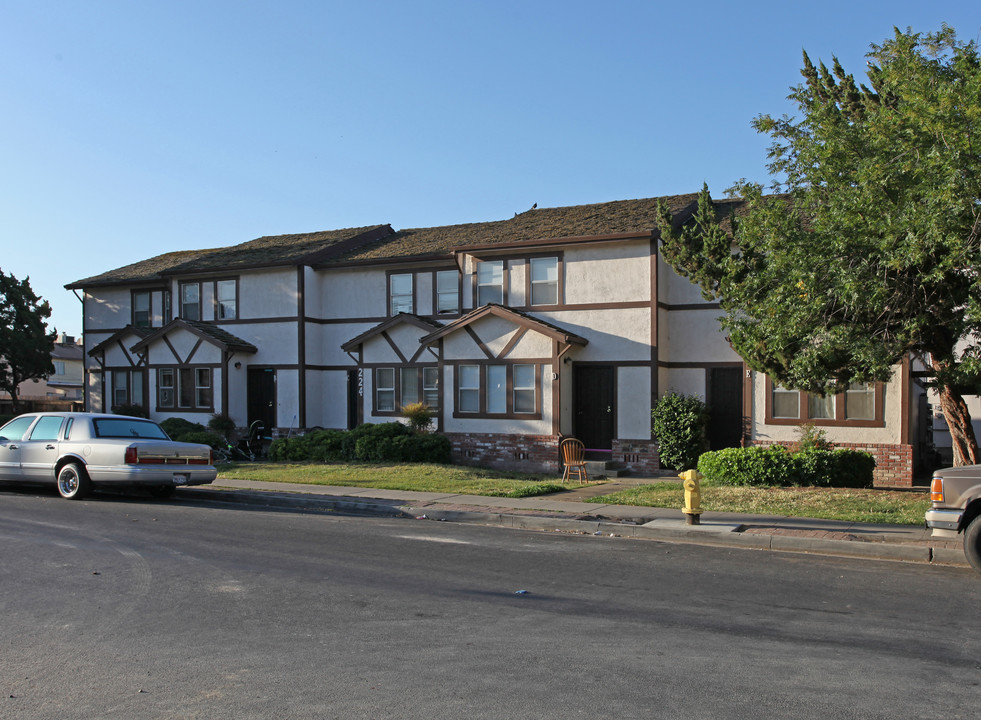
[319,193,702,265]
[67,225,393,289]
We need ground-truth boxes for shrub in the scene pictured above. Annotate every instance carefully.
[789,422,834,453]
[698,445,875,488]
[698,446,798,486]
[208,413,237,438]
[401,402,433,433]
[113,404,149,418]
[652,392,709,470]
[178,430,225,450]
[160,417,208,441]
[267,423,450,464]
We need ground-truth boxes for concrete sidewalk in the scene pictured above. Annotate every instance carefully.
[179,477,971,570]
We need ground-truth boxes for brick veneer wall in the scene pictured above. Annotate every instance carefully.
[756,440,914,488]
[445,432,664,476]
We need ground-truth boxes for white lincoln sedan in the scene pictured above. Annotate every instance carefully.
[0,412,217,499]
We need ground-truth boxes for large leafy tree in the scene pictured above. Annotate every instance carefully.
[656,26,981,465]
[0,269,56,413]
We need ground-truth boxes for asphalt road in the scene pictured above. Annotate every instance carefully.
[1,488,979,719]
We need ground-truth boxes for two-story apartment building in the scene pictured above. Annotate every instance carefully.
[67,194,923,485]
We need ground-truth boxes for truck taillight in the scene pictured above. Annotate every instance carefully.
[930,476,945,503]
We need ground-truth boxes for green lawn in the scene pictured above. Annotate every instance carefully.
[586,481,931,525]
[216,462,931,524]
[216,462,567,498]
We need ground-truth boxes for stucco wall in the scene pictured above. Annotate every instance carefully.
[565,242,649,305]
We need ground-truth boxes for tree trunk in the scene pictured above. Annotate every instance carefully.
[935,381,980,466]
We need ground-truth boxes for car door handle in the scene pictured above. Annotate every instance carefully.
[46,444,56,450]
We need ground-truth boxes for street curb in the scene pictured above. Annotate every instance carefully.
[180,486,969,568]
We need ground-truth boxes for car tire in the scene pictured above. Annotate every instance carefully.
[149,485,176,499]
[57,462,92,500]
[964,514,981,574]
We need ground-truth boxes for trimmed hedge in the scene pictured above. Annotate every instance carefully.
[159,418,224,449]
[269,423,452,464]
[697,446,875,488]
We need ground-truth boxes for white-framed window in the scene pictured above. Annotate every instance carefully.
[390,273,413,315]
[52,361,66,376]
[133,290,151,327]
[529,257,558,305]
[458,365,480,412]
[423,367,439,407]
[513,364,536,413]
[771,385,800,419]
[216,280,237,320]
[476,260,504,306]
[436,270,459,315]
[376,368,396,411]
[158,369,175,408]
[845,382,875,420]
[180,282,201,321]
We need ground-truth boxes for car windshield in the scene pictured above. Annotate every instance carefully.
[92,418,169,440]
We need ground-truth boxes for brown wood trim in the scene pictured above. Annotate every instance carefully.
[651,240,659,419]
[380,330,409,364]
[762,376,886,428]
[657,302,724,311]
[450,361,544,420]
[497,328,527,360]
[465,325,495,360]
[521,252,564,308]
[185,338,204,365]
[658,361,744,369]
[451,230,652,254]
[297,267,306,428]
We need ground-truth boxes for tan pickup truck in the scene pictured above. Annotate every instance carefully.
[926,465,981,574]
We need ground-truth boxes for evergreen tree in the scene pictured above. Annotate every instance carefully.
[0,269,56,413]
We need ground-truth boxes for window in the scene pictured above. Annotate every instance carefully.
[845,382,875,420]
[163,289,172,322]
[216,280,237,320]
[400,367,419,406]
[529,257,558,305]
[766,378,883,426]
[133,290,151,327]
[158,369,175,408]
[195,369,212,407]
[390,273,413,315]
[476,260,504,305]
[459,365,480,412]
[180,283,200,321]
[423,367,439,407]
[113,371,129,408]
[771,385,799,419]
[53,361,66,376]
[808,393,834,420]
[28,416,64,441]
[436,270,459,315]
[454,363,540,417]
[376,368,395,411]
[513,364,536,413]
[487,365,506,413]
[0,415,35,441]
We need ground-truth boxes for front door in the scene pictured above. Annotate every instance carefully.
[574,365,615,457]
[707,366,744,450]
[247,368,276,439]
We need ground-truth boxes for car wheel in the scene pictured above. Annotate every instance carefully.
[57,462,92,500]
[964,514,981,574]
[149,485,176,499]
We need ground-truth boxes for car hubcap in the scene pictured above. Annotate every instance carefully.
[59,470,77,495]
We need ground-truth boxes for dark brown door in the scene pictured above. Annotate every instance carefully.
[574,365,615,456]
[707,367,743,450]
[247,368,276,438]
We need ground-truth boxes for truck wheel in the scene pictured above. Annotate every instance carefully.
[964,514,981,574]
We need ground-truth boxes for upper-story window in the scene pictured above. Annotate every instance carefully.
[163,289,172,323]
[53,361,66,376]
[216,279,237,320]
[529,257,558,305]
[132,290,151,327]
[180,282,201,321]
[476,260,505,305]
[436,270,460,315]
[390,273,413,315]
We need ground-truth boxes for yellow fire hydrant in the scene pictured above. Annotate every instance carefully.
[680,469,703,525]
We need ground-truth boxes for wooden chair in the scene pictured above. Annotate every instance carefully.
[560,438,588,484]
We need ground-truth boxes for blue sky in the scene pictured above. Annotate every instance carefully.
[2,1,978,336]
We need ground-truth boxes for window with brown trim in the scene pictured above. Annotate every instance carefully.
[156,367,212,412]
[216,279,238,320]
[389,273,414,315]
[435,270,460,315]
[476,260,505,306]
[764,377,884,427]
[453,362,541,418]
[528,256,559,305]
[132,290,151,328]
[180,282,201,321]
[373,366,439,414]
